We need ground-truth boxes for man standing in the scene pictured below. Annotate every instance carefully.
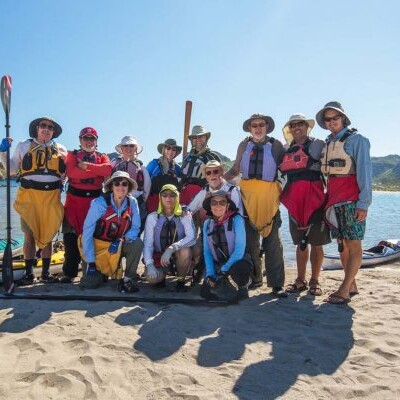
[316,101,372,304]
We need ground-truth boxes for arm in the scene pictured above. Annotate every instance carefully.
[141,167,151,201]
[187,189,206,214]
[124,196,141,241]
[220,215,246,273]
[143,213,157,265]
[202,220,217,279]
[85,154,112,177]
[224,140,247,180]
[146,159,159,178]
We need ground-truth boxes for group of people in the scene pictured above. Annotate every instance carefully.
[1,100,372,304]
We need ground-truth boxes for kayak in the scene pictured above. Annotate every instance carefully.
[323,239,400,270]
[0,237,24,260]
[0,250,65,283]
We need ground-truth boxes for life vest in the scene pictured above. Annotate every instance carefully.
[320,130,356,175]
[181,150,220,186]
[19,139,65,179]
[240,139,277,181]
[199,184,235,221]
[149,159,179,194]
[280,139,322,183]
[206,215,236,264]
[93,194,133,242]
[67,150,106,193]
[153,214,185,253]
[113,158,144,191]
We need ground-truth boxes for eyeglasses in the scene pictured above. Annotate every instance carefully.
[121,144,136,148]
[81,136,96,141]
[324,115,342,123]
[250,123,267,129]
[210,199,227,206]
[38,123,55,131]
[161,192,177,198]
[205,169,220,176]
[113,180,129,187]
[165,145,177,151]
[289,121,306,129]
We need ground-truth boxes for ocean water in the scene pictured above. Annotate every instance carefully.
[0,184,399,266]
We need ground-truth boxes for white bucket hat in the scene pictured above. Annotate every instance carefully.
[103,171,138,193]
[115,136,143,154]
[282,113,315,144]
[188,125,211,140]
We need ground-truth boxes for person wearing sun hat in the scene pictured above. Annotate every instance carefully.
[4,116,67,285]
[79,171,143,292]
[143,184,196,291]
[316,101,372,305]
[278,113,331,296]
[146,138,182,213]
[200,190,253,301]
[111,135,151,233]
[224,113,287,297]
[60,127,112,284]
[180,125,221,206]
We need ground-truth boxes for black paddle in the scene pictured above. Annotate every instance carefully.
[1,75,15,295]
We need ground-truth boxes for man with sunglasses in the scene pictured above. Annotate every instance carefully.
[225,113,287,297]
[6,116,67,284]
[60,127,112,284]
[316,101,372,305]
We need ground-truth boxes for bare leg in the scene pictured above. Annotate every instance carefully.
[41,242,52,259]
[23,232,36,259]
[338,240,358,294]
[175,247,192,280]
[310,245,324,281]
[296,244,309,282]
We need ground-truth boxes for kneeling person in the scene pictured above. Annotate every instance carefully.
[201,191,252,301]
[143,184,196,291]
[80,171,143,292]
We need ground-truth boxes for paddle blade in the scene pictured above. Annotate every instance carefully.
[1,75,12,115]
[1,242,15,295]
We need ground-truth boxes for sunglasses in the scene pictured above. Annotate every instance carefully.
[250,123,267,129]
[38,123,55,131]
[205,169,220,176]
[165,145,177,151]
[81,135,97,141]
[161,192,177,198]
[289,121,306,129]
[210,199,227,206]
[113,180,129,187]
[121,144,136,148]
[324,115,342,123]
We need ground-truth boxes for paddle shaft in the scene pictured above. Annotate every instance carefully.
[182,100,192,158]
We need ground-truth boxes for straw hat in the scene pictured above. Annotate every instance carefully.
[29,116,62,138]
[282,113,315,144]
[115,136,143,154]
[103,171,138,193]
[316,101,351,130]
[201,160,225,178]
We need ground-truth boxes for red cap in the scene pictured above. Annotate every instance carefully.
[79,127,98,138]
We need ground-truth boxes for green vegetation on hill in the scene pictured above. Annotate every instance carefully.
[371,155,400,191]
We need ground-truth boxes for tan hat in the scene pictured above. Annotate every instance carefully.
[188,125,211,140]
[115,136,143,154]
[282,113,315,145]
[29,116,62,138]
[103,171,138,193]
[201,160,225,178]
[243,113,275,133]
[316,101,351,130]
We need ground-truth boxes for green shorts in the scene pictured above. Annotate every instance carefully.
[331,202,366,240]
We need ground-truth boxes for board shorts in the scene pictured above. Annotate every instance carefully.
[330,201,366,240]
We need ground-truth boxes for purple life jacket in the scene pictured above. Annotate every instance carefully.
[206,217,236,264]
[153,214,185,253]
[240,141,276,181]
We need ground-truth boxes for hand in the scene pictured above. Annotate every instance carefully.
[206,275,219,288]
[146,263,163,283]
[218,269,229,277]
[160,247,174,267]
[355,208,368,222]
[108,240,121,254]
[87,263,97,276]
[77,159,88,170]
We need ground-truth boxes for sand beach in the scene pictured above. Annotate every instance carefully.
[0,262,399,400]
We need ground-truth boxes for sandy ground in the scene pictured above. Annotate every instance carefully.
[0,261,399,400]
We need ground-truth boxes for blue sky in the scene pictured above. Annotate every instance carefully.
[1,0,399,163]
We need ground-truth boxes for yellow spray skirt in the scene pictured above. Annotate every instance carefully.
[240,179,281,238]
[78,235,122,279]
[14,187,64,249]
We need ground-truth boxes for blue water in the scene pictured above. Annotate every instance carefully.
[0,185,399,265]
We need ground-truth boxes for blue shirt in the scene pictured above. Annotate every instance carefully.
[327,128,372,210]
[0,138,11,152]
[82,194,141,263]
[202,214,246,279]
[146,158,181,179]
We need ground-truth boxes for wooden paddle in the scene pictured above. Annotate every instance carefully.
[182,100,192,158]
[1,75,15,294]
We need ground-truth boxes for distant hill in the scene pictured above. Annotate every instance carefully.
[371,154,400,191]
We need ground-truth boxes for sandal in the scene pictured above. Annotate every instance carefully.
[307,278,322,296]
[323,293,351,305]
[285,278,307,293]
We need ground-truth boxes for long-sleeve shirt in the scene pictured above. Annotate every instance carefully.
[146,158,181,179]
[326,128,372,210]
[82,194,141,263]
[143,212,196,265]
[203,214,246,278]
[188,180,244,216]
[2,138,67,182]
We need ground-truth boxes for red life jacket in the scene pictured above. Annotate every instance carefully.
[280,143,309,173]
[93,194,133,242]
[68,150,105,189]
[325,175,359,210]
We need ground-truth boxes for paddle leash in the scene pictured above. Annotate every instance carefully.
[182,100,192,159]
[1,75,15,295]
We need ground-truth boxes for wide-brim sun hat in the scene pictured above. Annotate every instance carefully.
[201,160,225,178]
[103,171,138,193]
[282,113,315,145]
[157,138,182,157]
[188,125,211,140]
[29,116,62,139]
[157,184,182,216]
[316,101,351,130]
[115,136,143,154]
[243,113,275,134]
[202,190,238,216]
